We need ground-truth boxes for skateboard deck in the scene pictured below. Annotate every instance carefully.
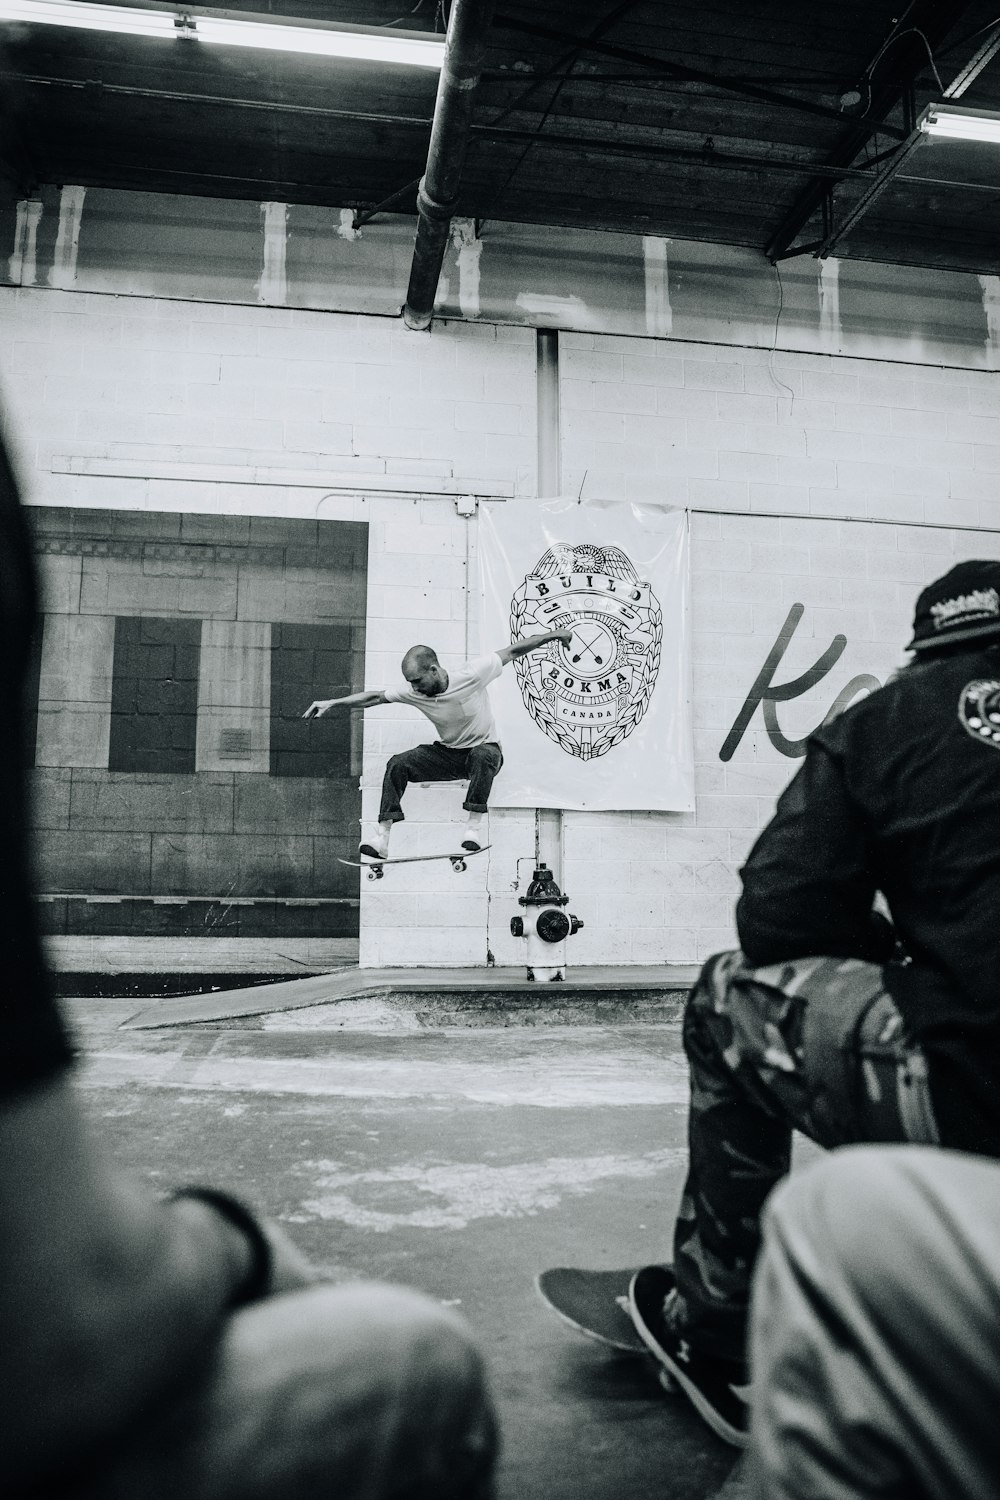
[536,1267,649,1353]
[338,845,491,880]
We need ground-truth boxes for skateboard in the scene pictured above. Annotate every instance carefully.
[338,845,491,881]
[536,1267,650,1354]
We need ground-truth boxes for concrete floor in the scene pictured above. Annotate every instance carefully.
[67,996,746,1500]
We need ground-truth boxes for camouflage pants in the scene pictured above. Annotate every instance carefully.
[672,950,940,1364]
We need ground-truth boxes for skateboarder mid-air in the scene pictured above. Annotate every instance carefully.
[303,631,572,860]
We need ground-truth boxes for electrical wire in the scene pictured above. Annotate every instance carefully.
[476,70,574,232]
[768,262,796,409]
[385,0,435,27]
[484,0,647,133]
[858,24,944,113]
[476,0,645,233]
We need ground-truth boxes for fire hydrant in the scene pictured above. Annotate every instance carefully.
[510,863,584,981]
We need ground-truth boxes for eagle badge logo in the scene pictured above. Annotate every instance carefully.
[510,542,662,760]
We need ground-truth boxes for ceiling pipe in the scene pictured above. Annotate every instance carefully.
[402,0,495,331]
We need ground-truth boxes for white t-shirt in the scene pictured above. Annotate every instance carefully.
[384,654,503,748]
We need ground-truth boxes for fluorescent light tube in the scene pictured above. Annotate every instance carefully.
[919,106,1000,144]
[0,0,176,38]
[193,15,444,67]
[0,0,446,67]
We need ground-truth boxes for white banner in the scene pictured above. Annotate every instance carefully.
[479,497,694,811]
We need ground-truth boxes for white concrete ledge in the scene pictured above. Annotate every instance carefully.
[120,962,701,1028]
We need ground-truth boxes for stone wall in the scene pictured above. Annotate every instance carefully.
[27,506,366,941]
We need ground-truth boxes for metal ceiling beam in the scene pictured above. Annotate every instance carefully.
[0,72,434,129]
[470,123,902,182]
[764,1,979,263]
[492,13,907,135]
[403,0,496,331]
[815,22,1000,258]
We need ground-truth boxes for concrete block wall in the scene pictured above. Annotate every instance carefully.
[3,275,999,969]
[545,332,1000,964]
[0,289,537,506]
[24,505,367,938]
[0,286,537,965]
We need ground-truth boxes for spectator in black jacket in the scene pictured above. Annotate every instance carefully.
[627,560,1000,1450]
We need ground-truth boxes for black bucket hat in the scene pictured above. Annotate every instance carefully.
[907,560,1000,652]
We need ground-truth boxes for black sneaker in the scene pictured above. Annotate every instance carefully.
[628,1265,750,1448]
[461,839,482,853]
[358,843,387,861]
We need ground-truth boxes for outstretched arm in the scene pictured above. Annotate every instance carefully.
[497,629,572,666]
[303,689,388,719]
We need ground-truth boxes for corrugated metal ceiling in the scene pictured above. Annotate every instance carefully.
[2,0,1000,275]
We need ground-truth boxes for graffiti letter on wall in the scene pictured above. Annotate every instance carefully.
[719,603,881,761]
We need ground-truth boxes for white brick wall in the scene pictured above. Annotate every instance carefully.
[559,332,1000,963]
[0,288,536,967]
[4,286,1000,970]
[0,291,537,501]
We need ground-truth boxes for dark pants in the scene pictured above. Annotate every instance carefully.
[673,950,940,1364]
[378,742,504,824]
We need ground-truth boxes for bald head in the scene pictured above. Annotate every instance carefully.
[402,645,448,697]
[401,645,438,677]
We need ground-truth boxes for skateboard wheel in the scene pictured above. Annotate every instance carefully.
[453,859,466,872]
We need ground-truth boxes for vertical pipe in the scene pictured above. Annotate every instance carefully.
[537,327,561,499]
[402,0,496,330]
[535,328,563,880]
